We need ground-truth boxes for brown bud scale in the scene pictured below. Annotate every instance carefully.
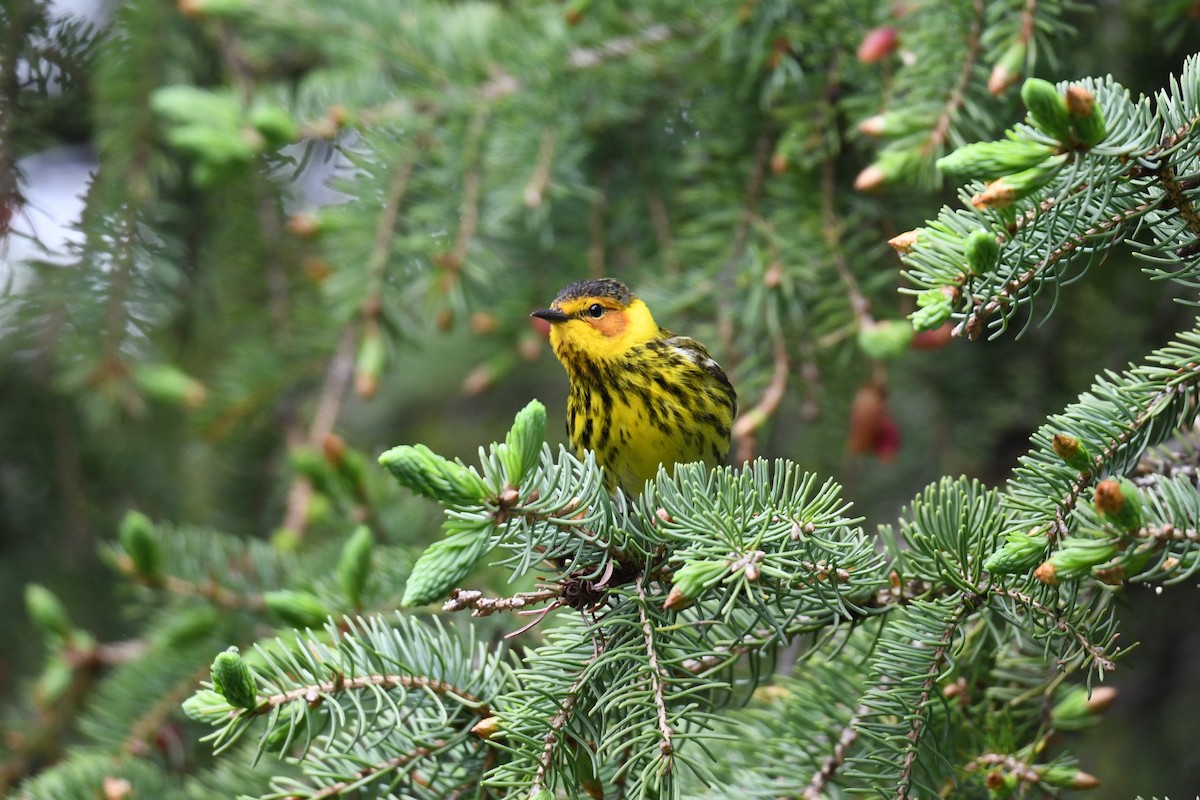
[1093,479,1126,515]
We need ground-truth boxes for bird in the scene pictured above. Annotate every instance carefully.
[531,278,737,497]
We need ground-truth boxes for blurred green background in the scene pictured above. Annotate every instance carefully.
[3,0,1200,794]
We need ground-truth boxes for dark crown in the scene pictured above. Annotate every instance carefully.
[553,278,634,307]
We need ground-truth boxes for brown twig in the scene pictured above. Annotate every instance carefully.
[991,588,1115,672]
[530,646,602,795]
[963,752,1040,783]
[1133,434,1200,487]
[443,109,488,272]
[635,579,675,770]
[0,636,145,792]
[801,703,869,799]
[280,326,358,537]
[731,337,790,464]
[1042,375,1196,542]
[1136,523,1200,544]
[894,599,977,800]
[442,587,561,616]
[266,673,492,718]
[960,198,1159,339]
[713,132,774,359]
[924,0,985,154]
[123,663,212,756]
[821,152,871,327]
[1018,0,1039,45]
[1158,161,1200,245]
[365,156,418,307]
[309,744,439,800]
[112,552,267,611]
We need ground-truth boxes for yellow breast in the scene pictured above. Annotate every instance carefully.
[564,337,736,496]
[533,281,737,496]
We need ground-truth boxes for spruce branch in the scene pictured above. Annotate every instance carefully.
[989,589,1116,672]
[634,578,675,770]
[99,203,138,367]
[269,726,489,800]
[305,743,440,800]
[121,663,212,756]
[93,0,167,199]
[960,196,1158,339]
[0,633,146,793]
[441,587,561,616]
[800,702,868,800]
[904,62,1200,338]
[846,596,977,794]
[1116,473,1200,583]
[530,644,598,796]
[821,148,871,327]
[927,0,985,152]
[440,107,488,274]
[1133,433,1200,487]
[893,596,979,800]
[488,482,626,562]
[348,150,418,400]
[113,552,268,611]
[315,744,436,799]
[1002,322,1200,549]
[107,522,302,611]
[255,671,492,718]
[1156,159,1200,247]
[364,156,417,312]
[857,0,1044,189]
[963,752,1040,783]
[188,615,509,759]
[1136,522,1200,544]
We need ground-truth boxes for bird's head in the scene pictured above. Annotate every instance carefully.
[531,278,659,366]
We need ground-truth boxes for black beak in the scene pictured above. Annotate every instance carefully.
[531,308,570,323]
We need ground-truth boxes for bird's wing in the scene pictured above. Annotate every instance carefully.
[662,335,736,405]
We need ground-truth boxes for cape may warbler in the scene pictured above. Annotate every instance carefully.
[532,278,737,496]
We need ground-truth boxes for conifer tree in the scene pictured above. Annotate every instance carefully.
[3,0,1200,797]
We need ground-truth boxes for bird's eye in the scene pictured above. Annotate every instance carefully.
[587,303,605,318]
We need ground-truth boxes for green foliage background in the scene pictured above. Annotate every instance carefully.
[3,0,1200,796]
